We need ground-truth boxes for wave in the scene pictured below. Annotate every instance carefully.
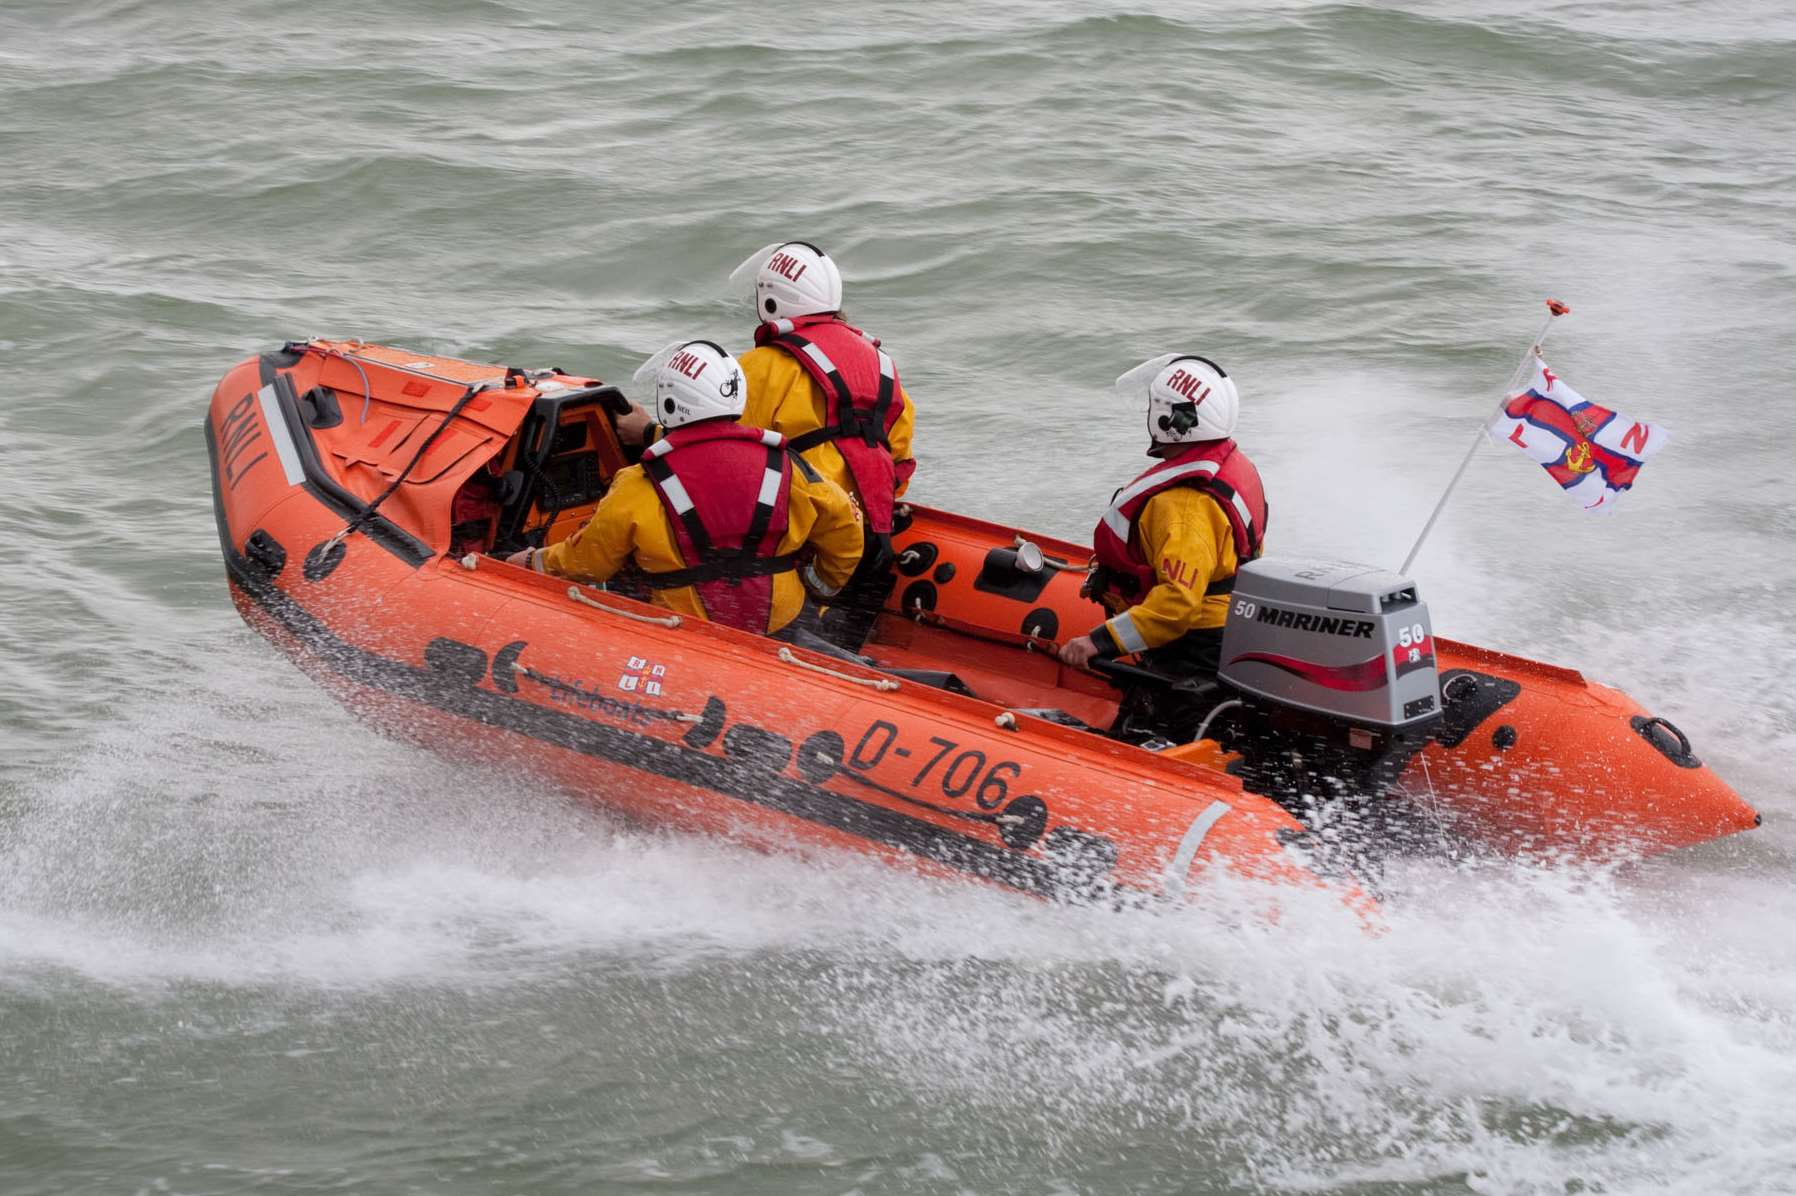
[3,659,1791,1191]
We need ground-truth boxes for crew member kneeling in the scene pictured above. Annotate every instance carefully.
[508,340,864,636]
[1060,354,1268,741]
[729,240,917,647]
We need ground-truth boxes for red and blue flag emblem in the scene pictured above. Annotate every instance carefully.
[1486,357,1669,513]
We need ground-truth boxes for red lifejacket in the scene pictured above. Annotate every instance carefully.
[639,420,795,633]
[753,314,904,534]
[1090,439,1268,607]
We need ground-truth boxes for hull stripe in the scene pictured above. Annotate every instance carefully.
[256,384,307,485]
[1162,800,1231,898]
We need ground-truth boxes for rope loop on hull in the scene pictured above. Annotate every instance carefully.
[567,586,683,627]
[777,647,901,691]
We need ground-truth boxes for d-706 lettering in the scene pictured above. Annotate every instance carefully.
[851,720,1024,810]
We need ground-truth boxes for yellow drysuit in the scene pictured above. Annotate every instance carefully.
[1091,487,1240,656]
[737,344,917,511]
[534,457,863,634]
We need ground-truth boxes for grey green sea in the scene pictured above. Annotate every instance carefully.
[4,2,1796,1192]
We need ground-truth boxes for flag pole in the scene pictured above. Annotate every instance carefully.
[1398,299,1571,576]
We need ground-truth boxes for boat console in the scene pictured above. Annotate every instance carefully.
[489,377,633,554]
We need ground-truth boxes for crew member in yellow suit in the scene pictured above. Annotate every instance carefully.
[1080,488,1243,660]
[735,339,917,509]
[1061,353,1269,743]
[728,240,916,647]
[511,341,862,636]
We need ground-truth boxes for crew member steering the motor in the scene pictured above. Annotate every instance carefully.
[729,240,917,648]
[508,340,864,636]
[1060,354,1268,690]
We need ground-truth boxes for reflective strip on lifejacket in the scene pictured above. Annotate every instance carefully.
[658,472,696,514]
[781,329,883,381]
[1100,459,1223,540]
[798,559,839,598]
[799,341,837,375]
[649,429,782,456]
[1223,488,1255,537]
[757,463,782,506]
[1110,611,1150,655]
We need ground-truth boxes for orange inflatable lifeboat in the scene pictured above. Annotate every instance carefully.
[203,340,1757,907]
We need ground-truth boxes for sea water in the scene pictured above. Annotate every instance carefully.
[3,3,1794,1192]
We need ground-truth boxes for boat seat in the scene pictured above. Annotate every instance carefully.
[1009,707,1098,731]
[881,668,976,697]
[783,628,976,698]
[785,627,877,666]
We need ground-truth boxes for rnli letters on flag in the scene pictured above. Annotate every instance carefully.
[1486,357,1669,513]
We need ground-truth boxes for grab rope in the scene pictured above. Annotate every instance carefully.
[776,647,901,691]
[319,381,488,555]
[567,586,683,627]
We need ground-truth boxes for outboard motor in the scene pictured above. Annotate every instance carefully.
[1207,558,1442,814]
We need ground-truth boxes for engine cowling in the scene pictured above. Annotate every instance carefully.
[1218,558,1441,731]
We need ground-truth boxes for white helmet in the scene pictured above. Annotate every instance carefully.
[728,240,843,321]
[631,340,746,429]
[1115,353,1240,445]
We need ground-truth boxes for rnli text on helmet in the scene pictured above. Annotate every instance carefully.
[667,350,709,380]
[767,251,808,283]
[1165,369,1212,403]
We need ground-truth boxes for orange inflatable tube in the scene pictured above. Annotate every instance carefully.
[204,340,1756,916]
[879,507,1759,860]
[207,340,1352,908]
